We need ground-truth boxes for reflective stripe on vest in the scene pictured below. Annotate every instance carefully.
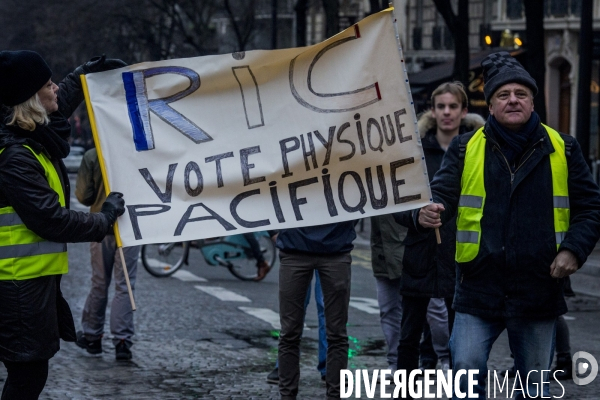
[456,125,569,263]
[0,145,68,280]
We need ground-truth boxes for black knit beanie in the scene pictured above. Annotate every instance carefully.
[0,50,52,107]
[481,51,538,103]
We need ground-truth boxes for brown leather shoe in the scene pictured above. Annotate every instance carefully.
[254,261,271,281]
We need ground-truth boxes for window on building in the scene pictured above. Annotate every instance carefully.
[444,25,454,49]
[432,26,442,49]
[545,0,582,17]
[506,0,523,19]
[413,27,422,50]
[547,0,569,17]
[432,25,454,50]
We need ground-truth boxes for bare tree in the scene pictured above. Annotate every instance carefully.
[295,0,309,47]
[431,0,470,85]
[223,0,259,51]
[523,0,547,123]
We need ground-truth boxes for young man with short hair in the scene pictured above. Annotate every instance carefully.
[394,82,484,394]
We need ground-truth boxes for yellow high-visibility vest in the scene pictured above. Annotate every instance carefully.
[456,124,569,263]
[0,145,68,280]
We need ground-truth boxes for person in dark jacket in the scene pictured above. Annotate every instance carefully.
[418,52,600,399]
[0,50,126,400]
[75,148,139,361]
[394,82,484,391]
[276,222,355,400]
[370,214,406,370]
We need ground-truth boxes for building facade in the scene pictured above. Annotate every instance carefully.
[398,0,600,158]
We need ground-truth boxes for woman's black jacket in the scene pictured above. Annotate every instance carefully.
[0,68,109,362]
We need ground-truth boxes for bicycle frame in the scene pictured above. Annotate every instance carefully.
[200,231,271,266]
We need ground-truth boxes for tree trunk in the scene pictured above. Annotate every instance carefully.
[322,0,339,39]
[524,0,547,123]
[271,0,278,49]
[453,0,470,85]
[432,0,470,86]
[575,0,593,162]
[295,0,308,47]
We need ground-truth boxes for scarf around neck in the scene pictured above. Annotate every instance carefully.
[9,114,71,159]
[489,111,540,167]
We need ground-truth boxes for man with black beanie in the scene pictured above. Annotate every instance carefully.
[416,51,600,399]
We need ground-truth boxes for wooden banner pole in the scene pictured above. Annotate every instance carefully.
[81,74,137,311]
[118,247,137,310]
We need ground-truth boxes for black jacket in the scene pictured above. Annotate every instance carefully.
[430,121,600,318]
[276,221,356,255]
[0,68,109,362]
[394,113,485,298]
[0,71,109,244]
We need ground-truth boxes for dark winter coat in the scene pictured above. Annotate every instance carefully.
[430,120,600,318]
[394,113,485,298]
[276,221,356,255]
[370,214,407,280]
[0,69,110,362]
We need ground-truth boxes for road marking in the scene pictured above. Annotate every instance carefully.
[194,286,251,302]
[239,307,281,329]
[172,270,207,282]
[349,297,380,314]
[563,315,576,320]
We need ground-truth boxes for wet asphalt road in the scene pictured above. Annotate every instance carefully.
[1,175,599,399]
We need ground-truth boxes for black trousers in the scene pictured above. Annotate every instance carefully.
[396,296,455,372]
[278,251,351,400]
[2,360,49,400]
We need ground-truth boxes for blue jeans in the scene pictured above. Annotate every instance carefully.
[450,312,556,400]
[275,270,327,376]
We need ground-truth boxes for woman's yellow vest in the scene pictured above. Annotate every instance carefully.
[0,145,68,280]
[456,124,569,263]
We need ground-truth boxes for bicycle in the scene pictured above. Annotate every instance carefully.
[140,231,276,281]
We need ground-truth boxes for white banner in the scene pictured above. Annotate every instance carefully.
[83,9,431,247]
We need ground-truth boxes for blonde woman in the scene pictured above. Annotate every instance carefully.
[0,50,125,399]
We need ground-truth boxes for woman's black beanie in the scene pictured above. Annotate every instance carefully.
[0,50,52,107]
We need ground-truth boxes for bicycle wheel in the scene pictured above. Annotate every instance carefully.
[227,235,276,281]
[141,242,189,277]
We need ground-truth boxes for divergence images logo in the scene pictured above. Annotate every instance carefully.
[573,351,598,386]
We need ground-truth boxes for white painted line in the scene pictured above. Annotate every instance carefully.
[239,307,280,329]
[194,286,251,302]
[172,270,207,282]
[563,315,576,320]
[349,297,380,314]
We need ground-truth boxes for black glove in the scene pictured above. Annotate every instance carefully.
[100,192,125,225]
[84,54,127,73]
